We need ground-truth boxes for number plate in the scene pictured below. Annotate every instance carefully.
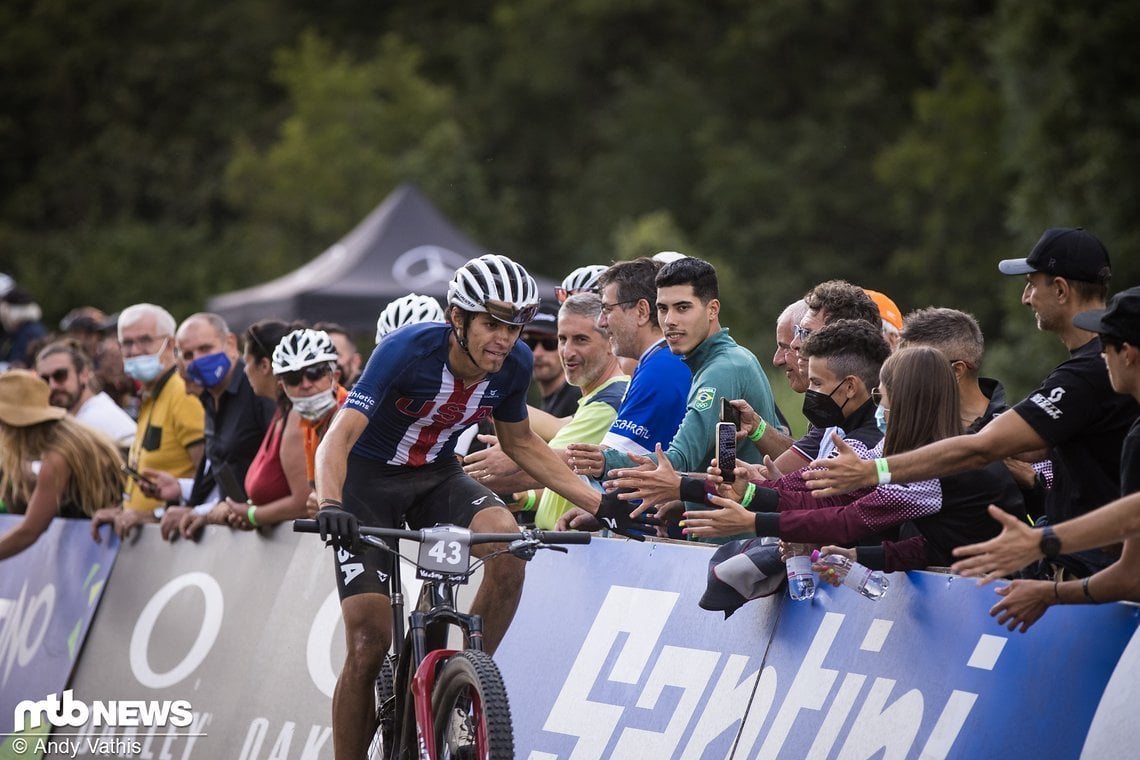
[416,526,472,579]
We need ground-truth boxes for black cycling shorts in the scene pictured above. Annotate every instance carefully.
[333,454,506,599]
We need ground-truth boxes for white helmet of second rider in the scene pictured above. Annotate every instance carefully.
[272,328,339,375]
[375,293,446,343]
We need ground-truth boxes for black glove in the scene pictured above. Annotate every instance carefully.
[595,491,662,541]
[317,506,359,552]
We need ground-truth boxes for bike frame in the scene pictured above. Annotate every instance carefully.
[377,533,484,759]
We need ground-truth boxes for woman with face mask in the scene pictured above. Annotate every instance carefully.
[681,347,1028,605]
[224,320,313,530]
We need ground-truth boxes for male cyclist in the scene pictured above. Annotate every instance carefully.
[314,254,645,758]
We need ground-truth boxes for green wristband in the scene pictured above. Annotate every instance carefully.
[523,489,537,511]
[247,504,259,527]
[875,458,891,485]
[748,418,766,442]
[741,482,757,508]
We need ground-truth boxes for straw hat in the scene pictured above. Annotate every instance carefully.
[0,370,67,427]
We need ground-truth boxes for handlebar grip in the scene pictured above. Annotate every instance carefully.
[531,530,592,545]
[293,519,319,533]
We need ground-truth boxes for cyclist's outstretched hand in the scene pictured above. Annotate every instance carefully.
[317,505,359,552]
[596,491,661,541]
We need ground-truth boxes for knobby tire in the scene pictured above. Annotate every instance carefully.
[431,650,513,760]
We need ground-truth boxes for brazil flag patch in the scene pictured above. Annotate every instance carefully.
[694,386,716,411]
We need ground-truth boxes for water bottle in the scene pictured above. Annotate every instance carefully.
[786,547,816,601]
[811,550,889,601]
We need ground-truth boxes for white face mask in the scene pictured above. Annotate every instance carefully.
[287,388,338,421]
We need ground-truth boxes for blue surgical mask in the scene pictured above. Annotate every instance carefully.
[874,404,888,435]
[123,338,168,383]
[186,351,232,388]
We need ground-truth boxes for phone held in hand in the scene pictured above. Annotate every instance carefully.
[720,397,741,428]
[716,421,737,484]
[121,464,156,488]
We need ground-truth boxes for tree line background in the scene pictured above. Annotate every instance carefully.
[2,0,1138,405]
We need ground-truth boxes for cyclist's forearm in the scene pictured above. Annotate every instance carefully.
[510,437,602,514]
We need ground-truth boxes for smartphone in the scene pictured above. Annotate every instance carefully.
[716,421,737,484]
[214,462,247,503]
[121,464,157,488]
[720,397,741,428]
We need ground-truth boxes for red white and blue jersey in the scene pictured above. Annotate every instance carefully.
[345,323,532,466]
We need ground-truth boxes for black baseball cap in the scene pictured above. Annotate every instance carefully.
[521,299,558,336]
[1072,286,1140,345]
[998,227,1112,284]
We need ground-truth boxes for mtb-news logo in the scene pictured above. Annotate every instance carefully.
[13,689,193,733]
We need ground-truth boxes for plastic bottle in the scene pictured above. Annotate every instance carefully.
[785,547,816,601]
[811,550,889,601]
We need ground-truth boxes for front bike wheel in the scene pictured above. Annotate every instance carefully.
[431,650,513,760]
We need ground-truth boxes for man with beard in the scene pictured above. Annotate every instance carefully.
[35,339,136,449]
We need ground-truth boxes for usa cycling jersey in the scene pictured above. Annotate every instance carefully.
[344,323,532,466]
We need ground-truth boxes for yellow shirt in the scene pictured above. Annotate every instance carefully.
[123,368,205,511]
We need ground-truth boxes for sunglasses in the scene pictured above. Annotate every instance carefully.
[871,386,889,409]
[522,335,558,352]
[39,368,71,384]
[485,300,540,326]
[792,324,814,342]
[279,365,331,386]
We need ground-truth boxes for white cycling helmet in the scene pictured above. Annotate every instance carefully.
[272,328,339,375]
[557,265,608,302]
[446,254,540,325]
[375,293,446,343]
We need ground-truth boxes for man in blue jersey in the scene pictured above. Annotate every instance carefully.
[313,254,646,759]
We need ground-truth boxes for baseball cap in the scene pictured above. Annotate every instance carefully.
[998,227,1112,284]
[862,289,903,331]
[1072,285,1140,345]
[521,299,558,336]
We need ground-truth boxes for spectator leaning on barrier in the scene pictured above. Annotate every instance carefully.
[35,339,137,451]
[595,257,689,459]
[221,320,311,531]
[806,227,1140,579]
[900,306,1051,519]
[952,285,1140,631]
[89,303,205,541]
[1,371,125,560]
[154,313,274,541]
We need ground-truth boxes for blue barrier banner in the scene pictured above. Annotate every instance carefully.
[0,516,118,751]
[497,537,1140,760]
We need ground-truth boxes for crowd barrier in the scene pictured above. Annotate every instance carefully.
[1,514,1138,759]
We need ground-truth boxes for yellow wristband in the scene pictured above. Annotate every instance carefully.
[247,504,259,527]
[875,458,891,485]
[748,418,766,442]
[741,482,757,508]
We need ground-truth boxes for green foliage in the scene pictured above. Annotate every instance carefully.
[1,0,1138,402]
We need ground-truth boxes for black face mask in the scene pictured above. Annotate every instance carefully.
[802,380,850,428]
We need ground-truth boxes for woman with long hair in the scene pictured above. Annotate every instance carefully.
[0,370,124,559]
[220,319,311,530]
[685,347,1025,569]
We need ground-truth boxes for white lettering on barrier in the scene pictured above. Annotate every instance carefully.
[0,580,54,686]
[130,572,224,689]
[535,589,995,760]
[239,719,332,760]
[306,590,342,698]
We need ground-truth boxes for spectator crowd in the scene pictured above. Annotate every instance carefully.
[2,227,1138,641]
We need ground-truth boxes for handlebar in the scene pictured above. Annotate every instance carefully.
[292,519,591,546]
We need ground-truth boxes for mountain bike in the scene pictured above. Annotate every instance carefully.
[294,518,590,759]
